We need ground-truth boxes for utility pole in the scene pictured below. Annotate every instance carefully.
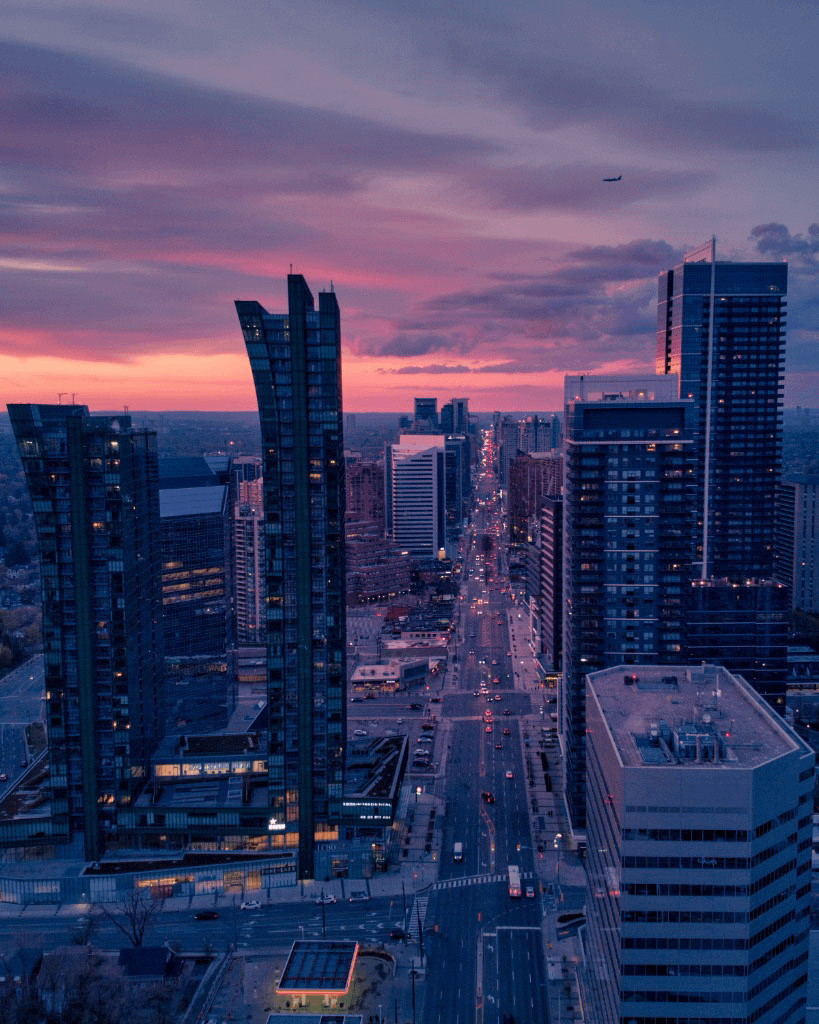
[402,880,407,940]
[320,890,326,939]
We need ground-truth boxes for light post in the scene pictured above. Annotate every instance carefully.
[554,833,563,893]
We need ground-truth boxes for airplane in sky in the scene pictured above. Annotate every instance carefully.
[603,175,622,182]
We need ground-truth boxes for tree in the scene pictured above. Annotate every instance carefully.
[96,888,162,947]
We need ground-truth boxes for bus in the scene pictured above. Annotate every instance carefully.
[453,841,463,863]
[508,864,521,898]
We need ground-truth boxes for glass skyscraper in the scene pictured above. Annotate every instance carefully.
[8,404,164,861]
[561,375,694,830]
[236,275,346,880]
[656,240,787,579]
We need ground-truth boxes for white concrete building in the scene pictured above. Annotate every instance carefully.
[585,663,814,1024]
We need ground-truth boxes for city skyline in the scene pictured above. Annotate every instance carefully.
[2,1,818,412]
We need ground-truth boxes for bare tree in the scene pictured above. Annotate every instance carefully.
[96,888,162,947]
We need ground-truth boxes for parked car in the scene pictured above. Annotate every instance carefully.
[353,729,367,737]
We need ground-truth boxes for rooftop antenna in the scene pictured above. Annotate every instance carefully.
[289,263,293,273]
[330,280,334,292]
[123,405,129,414]
[57,392,67,404]
[70,393,78,404]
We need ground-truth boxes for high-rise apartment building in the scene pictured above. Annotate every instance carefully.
[160,484,233,658]
[688,578,789,710]
[508,452,561,543]
[776,475,819,613]
[657,240,787,579]
[8,404,165,860]
[561,375,694,830]
[346,460,386,532]
[540,496,563,671]
[234,472,265,646]
[585,663,813,1024]
[386,434,446,559]
[236,275,346,880]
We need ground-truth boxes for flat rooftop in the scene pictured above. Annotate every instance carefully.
[278,940,358,996]
[588,663,806,769]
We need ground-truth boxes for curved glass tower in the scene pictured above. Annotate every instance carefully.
[236,275,346,880]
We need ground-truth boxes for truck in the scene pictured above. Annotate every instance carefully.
[453,841,463,862]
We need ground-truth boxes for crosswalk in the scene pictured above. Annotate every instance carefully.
[433,870,534,891]
[407,895,429,939]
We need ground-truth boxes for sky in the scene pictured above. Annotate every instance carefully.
[2,0,818,413]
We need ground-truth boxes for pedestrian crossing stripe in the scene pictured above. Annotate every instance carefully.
[407,895,429,939]
[432,871,534,891]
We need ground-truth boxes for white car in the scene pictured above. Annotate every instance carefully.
[353,729,368,737]
[348,891,370,903]
[316,894,337,905]
[240,900,262,910]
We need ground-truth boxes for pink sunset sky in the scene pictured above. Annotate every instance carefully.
[2,0,818,412]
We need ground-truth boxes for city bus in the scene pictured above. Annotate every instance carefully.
[508,864,522,898]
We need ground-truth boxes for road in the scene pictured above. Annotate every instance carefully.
[417,470,552,1024]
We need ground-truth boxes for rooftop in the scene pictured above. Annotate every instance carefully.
[278,940,359,995]
[587,663,808,770]
[159,484,227,518]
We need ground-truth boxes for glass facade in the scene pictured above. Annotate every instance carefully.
[657,248,787,579]
[236,276,346,880]
[7,404,165,861]
[562,377,694,829]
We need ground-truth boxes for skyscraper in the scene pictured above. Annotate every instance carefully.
[8,404,165,860]
[386,434,446,559]
[585,663,812,1024]
[236,275,346,880]
[656,240,787,579]
[776,475,819,613]
[561,375,694,830]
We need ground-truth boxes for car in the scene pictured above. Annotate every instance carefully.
[240,900,262,910]
[390,927,406,940]
[430,697,442,703]
[503,708,511,715]
[421,723,435,731]
[348,891,370,903]
[194,910,219,920]
[315,894,337,905]
[495,695,502,701]
[495,742,503,750]
[481,791,496,804]
[418,736,433,744]
[502,728,511,736]
[353,729,368,737]
[409,703,423,710]
[351,696,364,702]
[485,725,492,733]
[473,690,480,697]
[505,770,514,780]
[525,886,536,899]
[0,774,7,782]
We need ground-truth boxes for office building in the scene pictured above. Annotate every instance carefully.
[386,434,446,559]
[776,475,819,613]
[445,434,471,540]
[585,663,813,1024]
[413,397,438,430]
[8,404,165,860]
[236,275,346,880]
[657,240,787,579]
[562,375,694,831]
